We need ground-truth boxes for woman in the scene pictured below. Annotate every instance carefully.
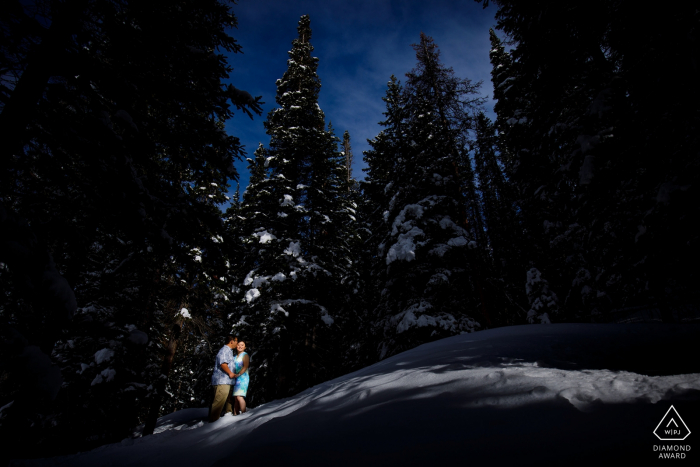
[232,339,250,414]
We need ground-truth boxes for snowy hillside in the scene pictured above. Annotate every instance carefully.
[16,324,700,466]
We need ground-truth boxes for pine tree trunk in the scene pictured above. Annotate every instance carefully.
[142,322,181,436]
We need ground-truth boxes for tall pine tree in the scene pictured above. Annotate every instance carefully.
[229,15,356,404]
[369,34,484,360]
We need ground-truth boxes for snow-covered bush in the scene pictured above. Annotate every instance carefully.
[525,268,558,324]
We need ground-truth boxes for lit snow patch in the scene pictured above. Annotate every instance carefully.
[391,204,425,235]
[272,273,286,282]
[386,227,424,264]
[245,289,261,303]
[179,308,191,319]
[277,212,288,218]
[251,276,269,288]
[243,270,256,286]
[254,230,277,244]
[280,195,294,207]
[94,348,114,365]
[284,241,301,257]
[271,303,288,316]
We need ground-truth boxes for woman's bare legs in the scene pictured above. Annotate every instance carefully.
[235,396,246,414]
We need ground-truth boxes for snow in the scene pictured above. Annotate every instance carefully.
[280,194,294,207]
[525,268,558,323]
[438,216,455,229]
[90,368,116,386]
[251,275,269,288]
[271,273,286,282]
[386,228,423,264]
[244,289,260,303]
[284,241,301,257]
[179,308,191,319]
[428,244,450,257]
[243,270,256,286]
[26,323,700,466]
[390,203,424,235]
[269,299,333,326]
[94,348,114,365]
[254,230,276,244]
[427,273,449,286]
[446,236,468,247]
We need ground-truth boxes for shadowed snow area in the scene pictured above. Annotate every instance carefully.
[17,324,700,466]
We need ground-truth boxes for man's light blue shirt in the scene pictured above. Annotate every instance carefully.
[211,345,234,386]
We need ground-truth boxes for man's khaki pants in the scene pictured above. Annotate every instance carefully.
[208,384,233,422]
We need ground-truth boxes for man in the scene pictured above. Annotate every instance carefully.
[208,335,238,422]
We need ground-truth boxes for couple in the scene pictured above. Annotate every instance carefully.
[209,335,250,423]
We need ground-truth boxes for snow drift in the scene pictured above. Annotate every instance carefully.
[15,323,700,466]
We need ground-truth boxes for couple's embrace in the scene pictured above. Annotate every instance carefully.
[209,335,250,422]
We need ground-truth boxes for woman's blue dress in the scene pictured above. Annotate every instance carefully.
[232,351,249,397]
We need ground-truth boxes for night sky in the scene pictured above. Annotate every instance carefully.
[221,0,498,198]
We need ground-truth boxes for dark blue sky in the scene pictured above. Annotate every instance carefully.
[222,0,498,198]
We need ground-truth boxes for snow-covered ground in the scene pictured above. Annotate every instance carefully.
[16,323,700,466]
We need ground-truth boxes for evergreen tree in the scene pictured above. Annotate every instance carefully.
[480,0,700,321]
[0,0,261,457]
[370,34,484,360]
[228,15,356,404]
[358,76,407,361]
[525,268,558,324]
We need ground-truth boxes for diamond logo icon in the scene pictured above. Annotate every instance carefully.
[654,405,691,441]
